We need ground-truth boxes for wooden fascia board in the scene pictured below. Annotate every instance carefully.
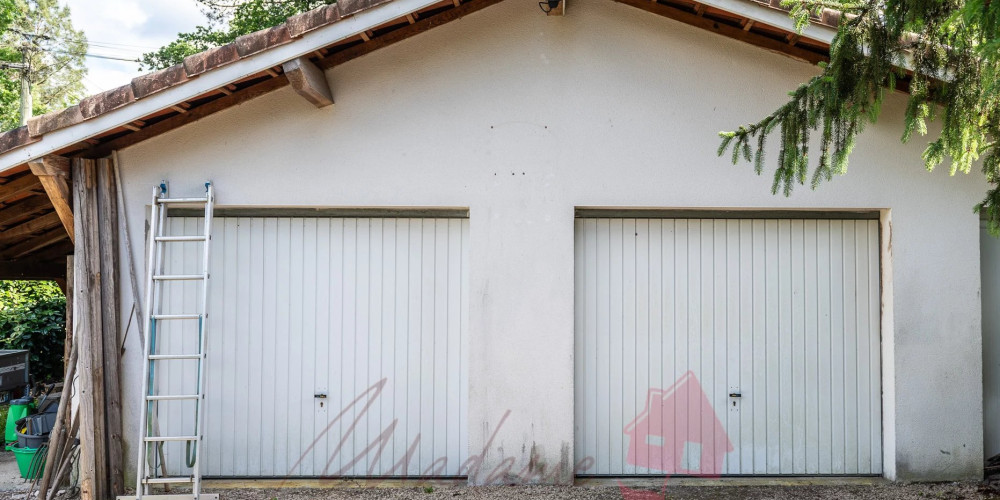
[614,0,829,64]
[0,0,449,174]
[696,0,836,44]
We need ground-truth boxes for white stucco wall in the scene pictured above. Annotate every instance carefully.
[115,0,987,483]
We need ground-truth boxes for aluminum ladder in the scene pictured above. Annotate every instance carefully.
[124,182,219,500]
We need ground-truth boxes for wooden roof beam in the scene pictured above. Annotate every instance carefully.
[0,174,43,203]
[0,196,51,227]
[2,227,67,259]
[0,258,66,280]
[282,57,334,108]
[28,155,74,243]
[0,211,63,244]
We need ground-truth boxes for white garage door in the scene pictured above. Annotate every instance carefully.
[153,216,469,477]
[574,217,881,476]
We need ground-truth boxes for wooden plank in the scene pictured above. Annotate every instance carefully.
[613,0,829,64]
[0,175,43,204]
[97,158,124,497]
[65,255,74,372]
[2,227,68,259]
[281,57,334,108]
[0,258,65,279]
[0,212,62,243]
[0,196,51,227]
[28,156,77,243]
[73,158,108,500]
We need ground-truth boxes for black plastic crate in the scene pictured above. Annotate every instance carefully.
[0,350,29,393]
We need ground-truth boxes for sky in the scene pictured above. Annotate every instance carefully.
[62,0,208,94]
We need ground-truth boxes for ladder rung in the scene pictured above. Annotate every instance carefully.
[152,314,202,320]
[155,236,207,242]
[157,197,209,204]
[153,274,205,281]
[142,476,194,485]
[148,354,202,360]
[144,435,199,442]
[145,394,201,401]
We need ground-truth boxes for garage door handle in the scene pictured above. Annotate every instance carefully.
[314,393,327,399]
[729,392,741,398]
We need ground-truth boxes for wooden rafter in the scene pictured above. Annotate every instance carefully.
[0,196,51,227]
[0,258,66,280]
[282,57,334,108]
[0,174,43,203]
[28,155,74,243]
[2,227,67,259]
[614,0,828,64]
[0,212,63,244]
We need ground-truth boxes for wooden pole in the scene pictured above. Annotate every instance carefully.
[73,158,108,500]
[64,255,73,372]
[35,340,77,499]
[97,158,125,496]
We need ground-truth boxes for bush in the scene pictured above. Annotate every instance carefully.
[0,281,66,383]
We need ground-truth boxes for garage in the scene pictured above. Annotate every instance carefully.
[151,215,469,477]
[574,216,882,476]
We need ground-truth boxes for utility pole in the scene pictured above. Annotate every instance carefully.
[0,57,27,124]
[18,44,30,126]
[1,28,46,126]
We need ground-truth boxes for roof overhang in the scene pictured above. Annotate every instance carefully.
[0,0,447,173]
[0,0,841,175]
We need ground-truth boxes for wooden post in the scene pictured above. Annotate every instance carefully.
[64,255,73,372]
[73,158,108,500]
[97,158,125,496]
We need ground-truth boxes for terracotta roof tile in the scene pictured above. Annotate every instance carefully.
[131,64,189,100]
[286,4,343,38]
[183,43,240,77]
[79,84,136,119]
[26,106,84,138]
[338,0,394,17]
[235,25,293,58]
[0,127,38,155]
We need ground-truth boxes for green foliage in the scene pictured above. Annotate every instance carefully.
[718,0,1000,233]
[140,0,333,70]
[0,0,88,131]
[0,281,65,383]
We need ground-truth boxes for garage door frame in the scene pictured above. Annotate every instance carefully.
[573,208,884,477]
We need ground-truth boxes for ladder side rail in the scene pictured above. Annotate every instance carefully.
[192,183,214,498]
[135,187,161,500]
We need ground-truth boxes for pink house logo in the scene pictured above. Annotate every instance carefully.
[619,371,733,499]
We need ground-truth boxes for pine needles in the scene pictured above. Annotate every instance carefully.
[719,0,1000,234]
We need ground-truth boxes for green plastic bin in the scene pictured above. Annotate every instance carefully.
[11,446,43,479]
[5,398,32,451]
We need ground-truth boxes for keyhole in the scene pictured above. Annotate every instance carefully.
[320,401,324,408]
[732,401,736,407]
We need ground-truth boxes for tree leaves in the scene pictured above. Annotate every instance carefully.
[0,0,87,131]
[140,0,334,71]
[0,281,65,383]
[718,0,1000,234]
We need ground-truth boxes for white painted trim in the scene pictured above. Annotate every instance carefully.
[0,0,442,173]
[697,0,836,44]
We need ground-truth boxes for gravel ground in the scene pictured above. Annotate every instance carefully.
[191,483,1000,500]
[1,481,998,499]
